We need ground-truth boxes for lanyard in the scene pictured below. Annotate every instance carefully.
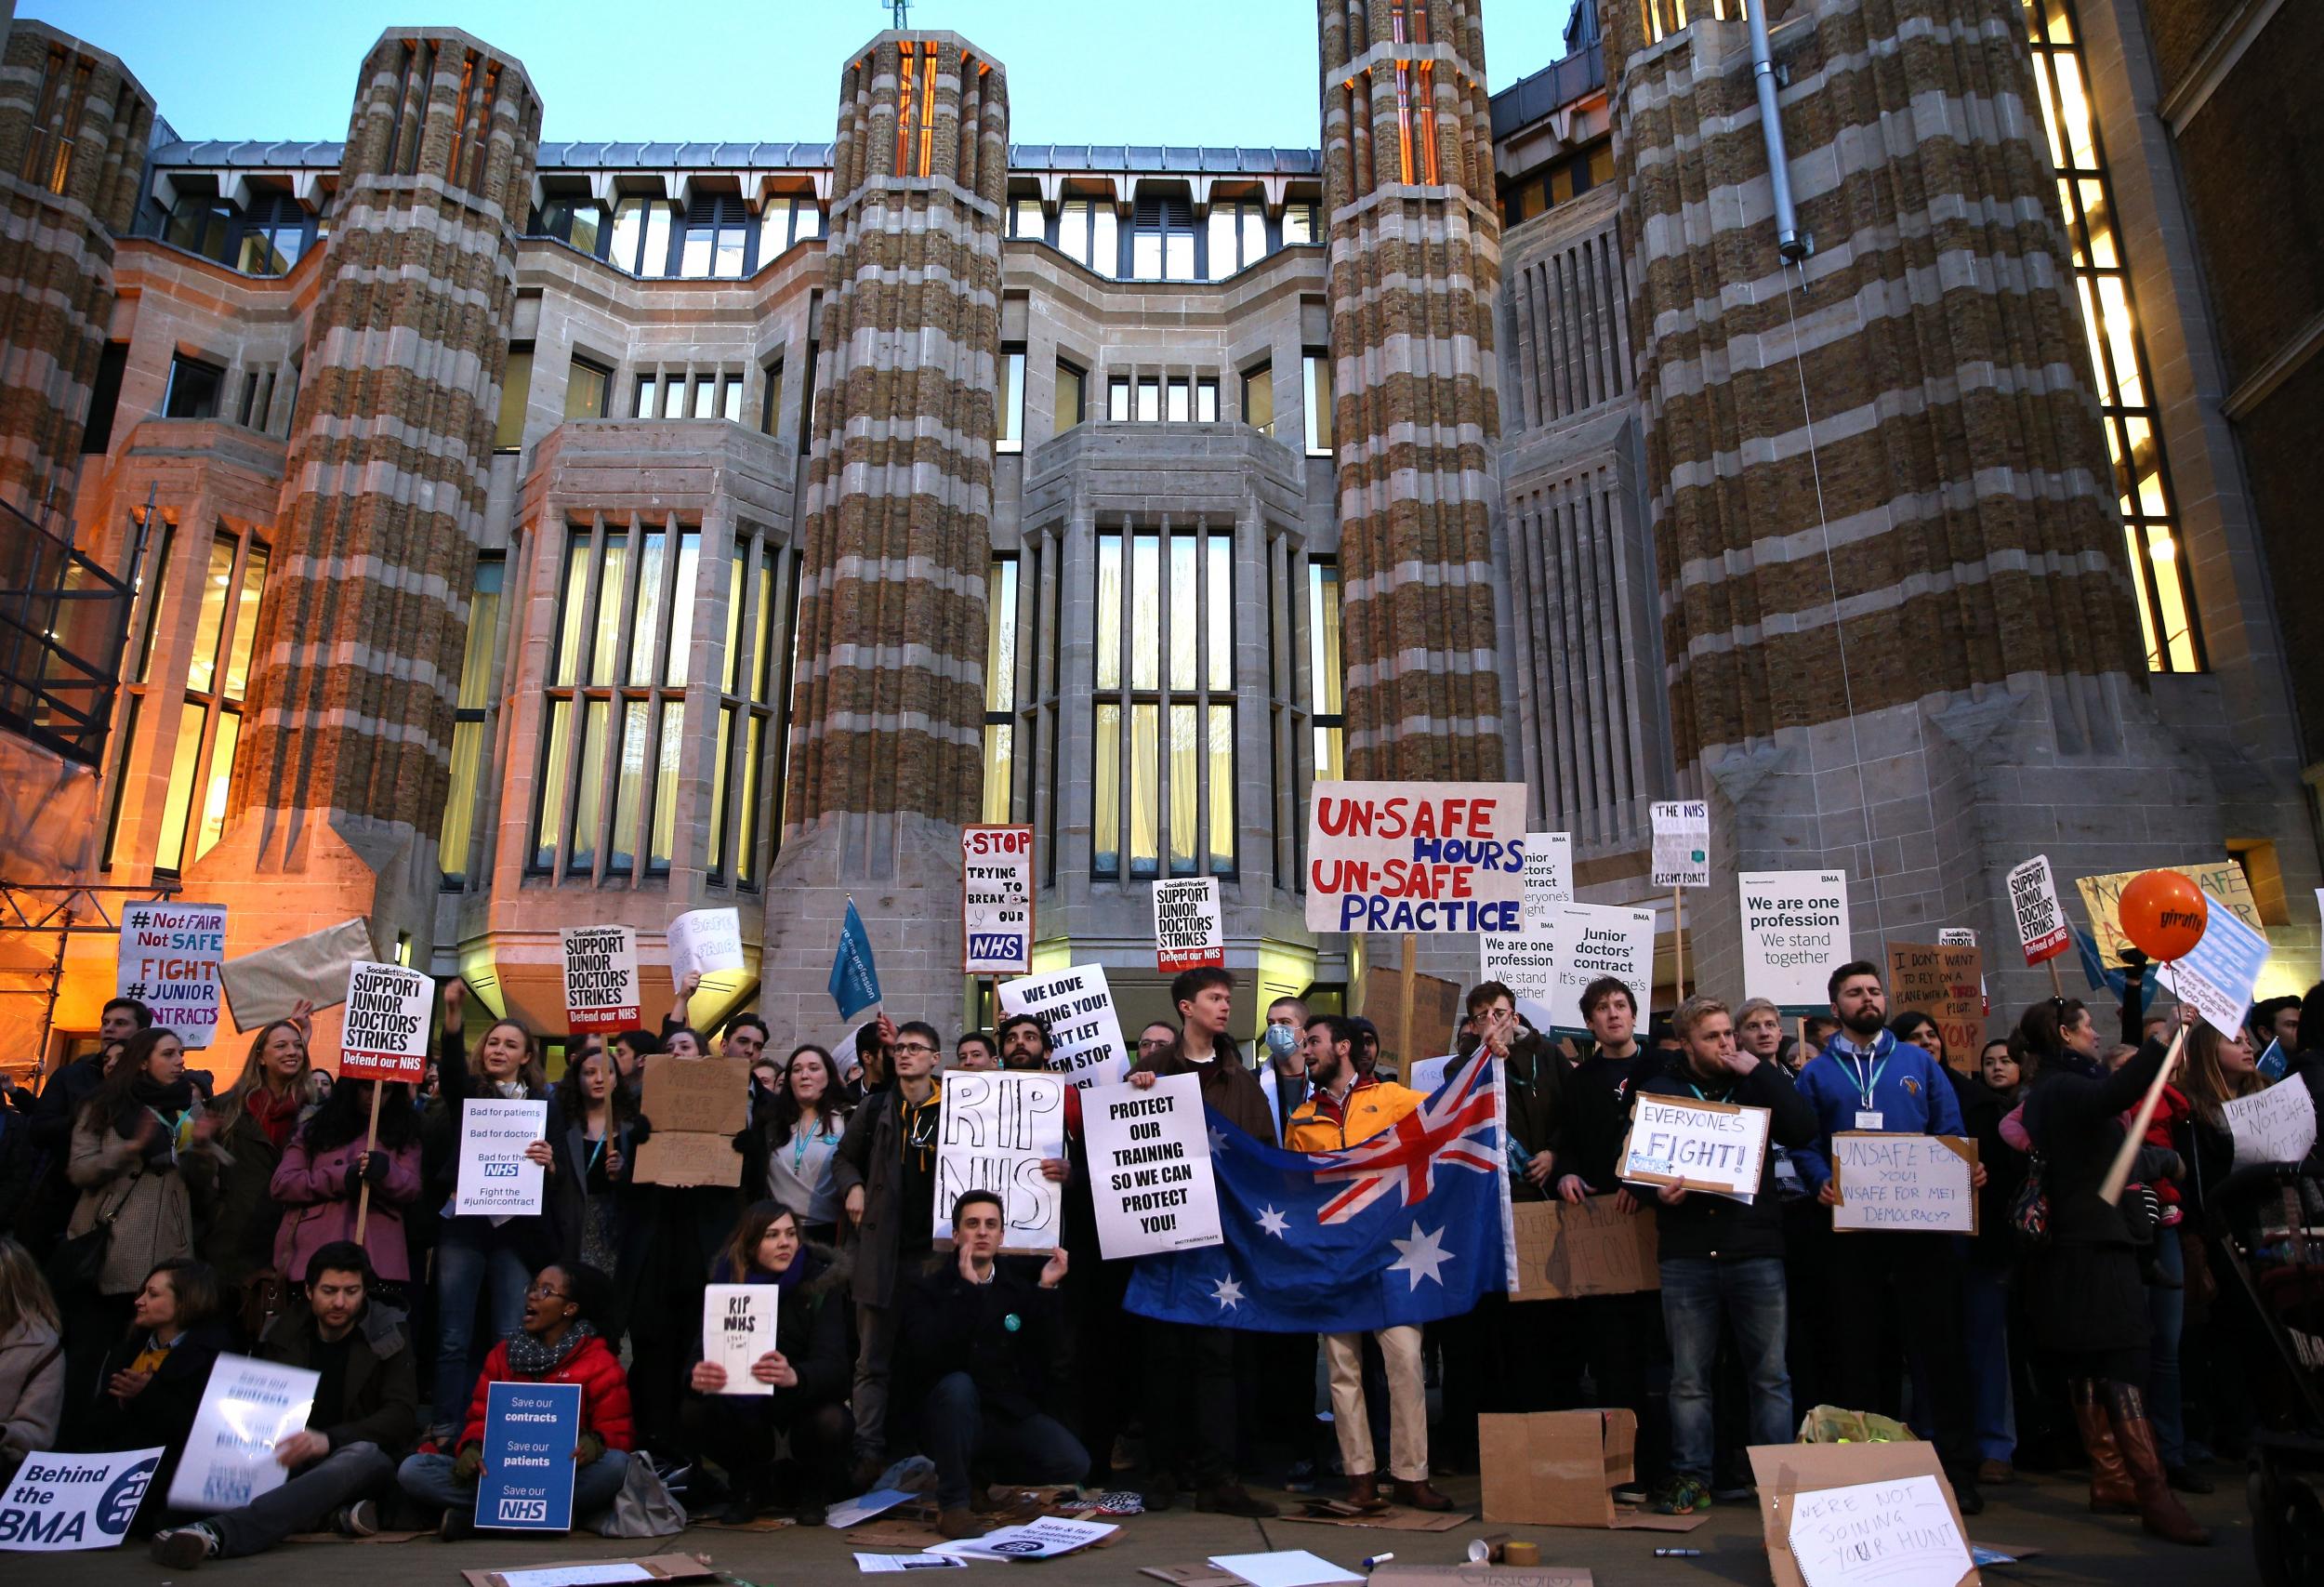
[1849,1054,1886,1109]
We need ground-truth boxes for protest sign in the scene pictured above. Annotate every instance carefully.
[997,964,1129,1086]
[1650,800,1710,889]
[117,902,226,1047]
[455,1099,548,1215]
[336,959,431,1081]
[1829,1134,1977,1234]
[1884,943,1983,1071]
[933,1515,1118,1560]
[1618,1092,1770,1200]
[1083,1074,1222,1260]
[701,1283,778,1397]
[2078,860,2263,969]
[1524,831,1574,926]
[477,1381,582,1529]
[962,825,1034,975]
[1304,781,1527,933]
[667,906,744,986]
[167,1354,318,1512]
[1509,1197,1660,1302]
[1749,1443,1973,1587]
[631,1055,748,1187]
[2225,1079,2317,1168]
[1784,1474,1974,1587]
[2158,891,2272,1037]
[933,1070,1067,1251]
[218,916,373,1028]
[561,925,640,1033]
[1484,902,1655,1036]
[1406,1053,1455,1097]
[0,1448,163,1551]
[1151,877,1225,972]
[2007,855,2070,965]
[1739,871,1853,1012]
[1359,966,1461,1068]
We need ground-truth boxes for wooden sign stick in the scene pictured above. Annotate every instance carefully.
[352,1077,386,1244]
[1673,886,1686,1002]
[2100,1019,2189,1205]
[1397,932,1418,1071]
[2046,958,2065,998]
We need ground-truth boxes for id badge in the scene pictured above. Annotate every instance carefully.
[1855,1110,1884,1131]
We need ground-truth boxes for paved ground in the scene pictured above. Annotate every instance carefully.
[20,1468,2262,1586]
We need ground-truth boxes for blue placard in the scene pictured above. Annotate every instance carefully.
[475,1380,581,1531]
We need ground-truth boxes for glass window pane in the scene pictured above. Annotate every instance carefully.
[723,545,746,694]
[568,697,609,872]
[1096,533,1122,689]
[1090,206,1116,276]
[987,557,1018,711]
[1246,364,1274,435]
[186,536,236,695]
[1059,200,1088,263]
[753,561,775,701]
[667,531,699,687]
[721,377,744,420]
[1054,364,1083,432]
[2052,53,2097,168]
[716,231,746,279]
[636,375,659,419]
[612,198,645,271]
[154,701,206,873]
[1169,534,1197,690]
[759,197,792,260]
[1136,378,1160,423]
[2096,276,2144,407]
[1311,561,1343,714]
[692,377,716,418]
[1314,722,1345,782]
[2146,523,2197,672]
[795,205,822,240]
[1208,532,1232,692]
[680,227,713,278]
[1165,231,1194,281]
[1166,378,1190,422]
[495,348,533,450]
[193,708,239,860]
[628,530,666,684]
[983,721,1013,825]
[738,713,764,885]
[1242,208,1265,265]
[565,359,608,419]
[610,699,648,869]
[997,350,1024,451]
[1093,702,1121,877]
[441,717,482,882]
[1208,703,1235,874]
[554,536,588,686]
[709,703,734,874]
[649,700,683,870]
[1195,380,1219,424]
[1108,378,1130,422]
[1012,196,1043,237]
[1208,209,1236,279]
[1129,702,1159,878]
[589,533,627,685]
[221,541,268,702]
[1304,354,1335,454]
[131,518,175,685]
[1132,533,1160,689]
[760,363,784,434]
[1132,229,1161,281]
[1170,701,1199,875]
[534,697,572,870]
[1284,205,1314,245]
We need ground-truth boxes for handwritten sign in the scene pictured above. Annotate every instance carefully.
[1082,1074,1222,1260]
[1829,1133,1977,1234]
[2225,1080,2317,1167]
[1152,877,1224,972]
[1303,781,1527,933]
[1786,1475,1972,1587]
[631,1055,748,1187]
[0,1448,164,1551]
[1650,800,1710,889]
[1884,943,1984,1071]
[561,925,640,1033]
[1523,831,1574,927]
[337,960,432,1081]
[1740,870,1853,1012]
[667,906,744,987]
[701,1284,778,1397]
[2007,854,2070,965]
[167,1354,318,1512]
[962,825,1034,976]
[455,1099,548,1216]
[2078,860,2263,969]
[1618,1092,1771,1201]
[2158,891,2273,1037]
[997,965,1129,1087]
[117,902,226,1047]
[933,1071,1067,1251]
[1509,1196,1659,1302]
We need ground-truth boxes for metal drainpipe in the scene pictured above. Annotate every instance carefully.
[1749,1,1811,261]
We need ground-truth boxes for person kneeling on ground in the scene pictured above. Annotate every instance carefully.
[151,1242,417,1566]
[396,1263,632,1541]
[904,1191,1086,1539]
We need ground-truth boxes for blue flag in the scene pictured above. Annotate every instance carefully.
[1125,1056,1513,1334]
[829,897,881,1020]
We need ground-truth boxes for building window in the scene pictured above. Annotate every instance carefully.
[608,196,678,276]
[1302,350,1334,456]
[20,46,89,195]
[234,192,309,276]
[495,342,534,453]
[1057,198,1117,277]
[760,360,785,435]
[153,525,270,875]
[1130,191,1196,282]
[1308,558,1344,786]
[1283,203,1319,245]
[997,345,1025,453]
[799,338,820,451]
[1010,196,1044,239]
[532,197,608,258]
[235,368,276,430]
[565,356,611,420]
[83,342,127,455]
[1207,199,1269,280]
[164,194,235,262]
[679,193,751,279]
[1107,378,1130,423]
[984,555,1019,823]
[440,553,504,887]
[163,356,225,421]
[1245,362,1275,438]
[2025,0,2202,673]
[102,509,176,871]
[706,531,800,886]
[1054,359,1084,433]
[756,195,822,263]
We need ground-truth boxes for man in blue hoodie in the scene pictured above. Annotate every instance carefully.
[1789,961,1987,1515]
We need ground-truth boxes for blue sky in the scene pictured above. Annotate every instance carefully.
[25,0,1578,148]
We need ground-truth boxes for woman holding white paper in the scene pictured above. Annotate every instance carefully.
[76,1257,229,1535]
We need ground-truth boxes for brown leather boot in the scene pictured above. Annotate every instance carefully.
[2102,1380,2211,1546]
[1393,1478,1456,1512]
[2068,1377,2139,1514]
[1345,1473,1387,1511]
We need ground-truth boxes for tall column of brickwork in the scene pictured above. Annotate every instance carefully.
[1318,0,1507,782]
[0,20,152,522]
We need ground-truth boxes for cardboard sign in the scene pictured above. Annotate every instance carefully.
[117,902,226,1047]
[631,1055,748,1187]
[337,959,432,1081]
[1788,1475,1973,1587]
[962,825,1035,975]
[1361,967,1462,1067]
[2157,891,2273,1037]
[1304,781,1527,933]
[933,1071,1067,1251]
[1479,1410,1704,1531]
[1083,1073,1223,1259]
[2006,855,2070,965]
[1829,1133,1978,1234]
[0,1448,165,1551]
[1152,878,1225,972]
[667,906,744,987]
[561,925,640,1033]
[1369,1569,1592,1587]
[997,965,1129,1087]
[477,1381,581,1530]
[2224,1079,2317,1167]
[166,1353,318,1512]
[1523,831,1574,927]
[2078,860,2263,969]
[455,1099,548,1216]
[218,916,372,1028]
[1750,1443,1974,1587]
[1740,871,1853,1012]
[1618,1092,1771,1201]
[1650,800,1710,889]
[1508,1196,1660,1302]
[701,1283,778,1397]
[1884,943,1983,1071]
[463,1559,720,1587]
[1485,902,1656,1036]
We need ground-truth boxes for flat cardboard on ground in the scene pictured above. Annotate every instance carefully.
[632,1053,748,1187]
[1747,1442,1978,1587]
[1282,1501,1470,1531]
[1478,1411,1707,1532]
[1509,1197,1658,1301]
[460,1554,719,1587]
[1140,1569,1248,1587]
[1369,1567,1594,1587]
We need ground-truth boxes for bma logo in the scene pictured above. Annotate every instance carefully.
[969,934,1023,960]
[483,1161,520,1178]
[495,1498,549,1522]
[96,1457,158,1538]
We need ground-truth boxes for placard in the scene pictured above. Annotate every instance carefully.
[0,1448,164,1551]
[1785,1474,1974,1587]
[1082,1073,1223,1259]
[455,1099,548,1216]
[1749,1443,1974,1587]
[667,906,744,987]
[962,825,1035,976]
[933,1515,1118,1560]
[218,916,372,1028]
[631,1055,748,1187]
[933,1071,1067,1251]
[1152,878,1225,972]
[1884,943,1983,1071]
[1524,831,1574,927]
[1508,1196,1660,1302]
[337,959,432,1081]
[1618,1092,1771,1201]
[1304,781,1527,933]
[117,902,226,1047]
[1829,1133,1977,1234]
[1485,902,1657,1035]
[2224,1078,2317,1167]
[1650,800,1710,889]
[561,925,640,1033]
[2078,860,2263,969]
[1740,871,1853,1012]
[2158,891,2272,1037]
[701,1283,778,1397]
[166,1353,319,1511]
[997,965,1129,1087]
[1360,967,1462,1067]
[476,1380,582,1530]
[2006,855,2069,965]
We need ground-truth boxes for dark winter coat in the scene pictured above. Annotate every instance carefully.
[2022,1037,2171,1355]
[257,1299,419,1458]
[898,1255,1068,1423]
[1632,1057,1818,1263]
[691,1243,853,1416]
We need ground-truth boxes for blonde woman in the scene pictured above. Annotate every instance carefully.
[0,1237,62,1481]
[205,1004,314,1287]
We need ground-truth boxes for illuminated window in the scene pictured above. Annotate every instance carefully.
[1057,197,1118,277]
[1302,351,1335,456]
[997,345,1025,453]
[706,531,799,886]
[984,555,1019,823]
[152,524,270,874]
[495,343,534,453]
[1245,362,1275,437]
[756,195,822,263]
[760,360,785,435]
[440,553,504,886]
[19,46,88,195]
[2025,0,2202,673]
[1309,558,1344,786]
[608,196,677,276]
[1207,199,1269,280]
[1054,359,1085,432]
[565,356,610,420]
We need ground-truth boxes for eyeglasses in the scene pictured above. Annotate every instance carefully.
[525,1283,569,1301]
[1137,1037,1175,1051]
[893,1040,938,1055]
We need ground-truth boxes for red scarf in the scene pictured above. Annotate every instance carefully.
[244,1083,300,1149]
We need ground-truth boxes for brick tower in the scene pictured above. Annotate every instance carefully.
[757,33,1010,1035]
[1605,0,2219,1007]
[1317,0,1507,783]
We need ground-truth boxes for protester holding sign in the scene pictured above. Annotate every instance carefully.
[76,1258,229,1535]
[270,1076,423,1295]
[201,1012,314,1289]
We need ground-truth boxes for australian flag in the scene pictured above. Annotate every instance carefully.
[1124,1055,1515,1334]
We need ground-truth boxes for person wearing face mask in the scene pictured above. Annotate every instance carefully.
[1258,998,1310,1145]
[203,1007,316,1291]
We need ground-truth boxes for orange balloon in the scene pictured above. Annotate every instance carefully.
[2118,869,2208,962]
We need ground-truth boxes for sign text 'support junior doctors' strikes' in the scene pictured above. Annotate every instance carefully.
[1304,782,1528,934]
[561,925,640,1033]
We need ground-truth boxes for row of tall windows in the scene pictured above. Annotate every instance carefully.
[1008,195,1320,281]
[527,193,825,280]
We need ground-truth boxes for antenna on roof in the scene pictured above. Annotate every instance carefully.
[880,0,911,28]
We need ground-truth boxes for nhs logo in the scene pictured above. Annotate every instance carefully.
[969,933,1022,960]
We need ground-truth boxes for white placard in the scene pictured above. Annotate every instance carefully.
[1082,1074,1222,1260]
[1406,1054,1456,1096]
[2159,891,2274,1038]
[336,959,431,1081]
[932,1515,1118,1560]
[1650,800,1710,889]
[933,1071,1067,1251]
[1829,1133,1977,1234]
[455,1099,548,1216]
[2225,1080,2317,1168]
[997,964,1129,1087]
[701,1283,778,1397]
[1740,869,1854,1011]
[1208,1552,1365,1587]
[1618,1092,1771,1201]
[117,902,226,1047]
[1483,901,1656,1034]
[1786,1474,1973,1587]
[0,1447,166,1551]
[1303,781,1527,933]
[1522,832,1573,927]
[2007,854,2070,965]
[166,1354,319,1512]
[853,1555,967,1572]
[499,1569,657,1587]
[1151,877,1225,972]
[961,825,1034,976]
[667,906,745,988]
[561,925,640,1034]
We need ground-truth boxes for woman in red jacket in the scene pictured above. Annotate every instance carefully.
[395,1263,632,1540]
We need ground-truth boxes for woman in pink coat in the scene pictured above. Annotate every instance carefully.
[270,1078,422,1291]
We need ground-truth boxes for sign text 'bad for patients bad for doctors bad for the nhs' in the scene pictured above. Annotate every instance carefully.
[1304,783,1529,934]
